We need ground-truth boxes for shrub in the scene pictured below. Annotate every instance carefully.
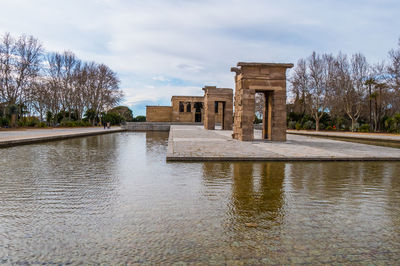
[0,117,10,127]
[76,120,91,127]
[385,115,400,133]
[359,124,370,133]
[326,126,333,131]
[58,119,92,127]
[60,120,77,127]
[303,120,315,130]
[295,122,302,130]
[38,122,47,128]
[17,116,40,127]
[288,121,296,130]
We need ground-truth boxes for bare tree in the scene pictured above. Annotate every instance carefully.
[1,32,123,126]
[307,52,330,131]
[387,38,400,111]
[290,58,309,115]
[336,53,368,131]
[0,33,43,107]
[0,33,15,106]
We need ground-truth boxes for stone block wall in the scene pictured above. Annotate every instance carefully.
[146,106,172,122]
[171,96,204,122]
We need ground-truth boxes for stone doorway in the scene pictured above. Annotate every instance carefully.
[194,102,203,122]
[195,113,202,122]
[257,91,273,140]
[215,101,226,129]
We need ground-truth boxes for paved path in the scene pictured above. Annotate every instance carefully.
[0,127,124,147]
[167,125,400,161]
[288,130,400,142]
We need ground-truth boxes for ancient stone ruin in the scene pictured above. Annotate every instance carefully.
[231,62,293,141]
[171,96,204,123]
[146,96,204,123]
[203,86,233,130]
[146,62,293,142]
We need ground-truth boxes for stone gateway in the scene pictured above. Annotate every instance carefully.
[203,86,233,130]
[231,62,293,141]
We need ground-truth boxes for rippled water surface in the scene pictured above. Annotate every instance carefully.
[1,132,400,264]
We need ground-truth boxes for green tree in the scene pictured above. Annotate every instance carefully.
[108,106,134,122]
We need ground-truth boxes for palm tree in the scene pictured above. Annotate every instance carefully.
[365,78,376,131]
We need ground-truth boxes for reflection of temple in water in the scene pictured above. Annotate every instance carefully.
[202,162,232,182]
[232,163,285,223]
[201,162,286,225]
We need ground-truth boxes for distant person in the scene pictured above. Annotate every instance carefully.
[107,122,110,129]
[103,121,106,129]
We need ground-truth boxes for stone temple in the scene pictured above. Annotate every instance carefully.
[145,62,293,141]
[146,86,233,129]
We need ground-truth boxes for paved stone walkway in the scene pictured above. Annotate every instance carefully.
[0,127,123,147]
[167,125,400,161]
[288,130,400,142]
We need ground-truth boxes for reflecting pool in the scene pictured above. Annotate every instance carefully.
[0,132,399,264]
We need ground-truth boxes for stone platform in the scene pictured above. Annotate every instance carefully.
[166,125,400,161]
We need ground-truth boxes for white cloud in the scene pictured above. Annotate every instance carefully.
[152,76,170,82]
[1,0,400,114]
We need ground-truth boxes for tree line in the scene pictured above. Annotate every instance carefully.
[289,38,400,133]
[0,32,123,127]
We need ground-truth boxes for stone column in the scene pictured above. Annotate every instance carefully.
[191,101,196,122]
[204,100,215,130]
[233,79,255,141]
[262,92,272,139]
[223,101,233,130]
[270,88,287,141]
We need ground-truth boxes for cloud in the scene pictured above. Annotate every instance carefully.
[1,0,400,114]
[152,76,170,82]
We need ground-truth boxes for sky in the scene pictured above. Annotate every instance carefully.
[1,0,399,115]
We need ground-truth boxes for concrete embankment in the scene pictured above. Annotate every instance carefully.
[123,122,202,131]
[287,130,400,144]
[0,127,124,148]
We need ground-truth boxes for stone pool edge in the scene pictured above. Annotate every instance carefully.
[166,156,400,162]
[0,128,125,148]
